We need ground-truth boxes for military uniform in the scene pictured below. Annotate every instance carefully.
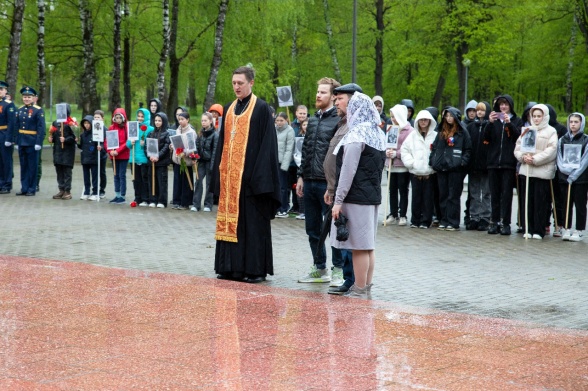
[16,87,45,196]
[0,81,16,193]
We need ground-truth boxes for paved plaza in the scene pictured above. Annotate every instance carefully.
[0,154,587,389]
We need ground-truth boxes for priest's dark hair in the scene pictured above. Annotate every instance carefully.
[233,66,255,82]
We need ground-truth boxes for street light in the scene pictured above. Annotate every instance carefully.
[48,64,54,123]
[462,58,471,112]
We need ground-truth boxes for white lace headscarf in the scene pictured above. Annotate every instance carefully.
[334,92,386,154]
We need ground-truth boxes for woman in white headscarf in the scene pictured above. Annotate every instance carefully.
[331,92,386,299]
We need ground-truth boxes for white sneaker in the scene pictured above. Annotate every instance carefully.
[532,234,542,240]
[383,216,397,225]
[523,233,532,239]
[570,230,584,242]
[88,195,98,201]
[398,217,407,226]
[80,194,89,200]
[156,203,165,208]
[149,203,156,208]
[562,229,572,241]
[203,207,211,212]
[295,213,305,220]
[553,226,563,237]
[343,284,368,299]
[330,267,344,287]
[139,202,148,207]
[190,206,197,212]
[298,266,331,283]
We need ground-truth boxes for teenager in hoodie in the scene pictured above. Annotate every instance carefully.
[556,113,587,242]
[105,108,130,204]
[169,106,187,131]
[193,112,219,212]
[371,95,388,130]
[384,104,414,226]
[483,94,523,235]
[545,104,568,237]
[400,110,437,228]
[148,98,163,127]
[400,99,415,126]
[463,100,478,127]
[514,104,557,239]
[48,103,77,200]
[429,107,472,231]
[127,108,153,206]
[78,116,100,200]
[146,112,171,208]
[170,112,196,210]
[465,101,491,230]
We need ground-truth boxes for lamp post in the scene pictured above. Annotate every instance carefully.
[48,64,54,123]
[351,0,357,83]
[462,58,471,111]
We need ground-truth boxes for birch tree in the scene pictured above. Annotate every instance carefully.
[109,0,123,112]
[78,0,100,115]
[156,0,170,104]
[323,0,341,82]
[204,0,229,111]
[37,0,47,107]
[6,0,25,91]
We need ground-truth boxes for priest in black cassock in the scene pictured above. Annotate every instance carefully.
[210,66,281,283]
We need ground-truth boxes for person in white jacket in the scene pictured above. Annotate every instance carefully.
[514,104,558,239]
[275,112,295,217]
[401,110,438,228]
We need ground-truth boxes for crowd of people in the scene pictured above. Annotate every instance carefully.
[1,72,587,299]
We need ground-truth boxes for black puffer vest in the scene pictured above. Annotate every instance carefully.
[335,144,385,205]
[299,108,340,181]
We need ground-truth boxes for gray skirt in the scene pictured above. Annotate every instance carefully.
[331,203,379,250]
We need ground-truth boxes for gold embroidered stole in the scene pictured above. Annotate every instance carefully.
[215,94,257,242]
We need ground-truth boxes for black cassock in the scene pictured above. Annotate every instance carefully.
[210,94,281,278]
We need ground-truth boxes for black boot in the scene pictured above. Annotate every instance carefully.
[488,223,500,234]
[500,225,511,235]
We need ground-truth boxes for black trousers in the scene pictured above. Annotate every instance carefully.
[519,176,550,237]
[488,168,515,225]
[148,165,168,206]
[132,164,150,204]
[559,182,588,230]
[173,163,194,207]
[436,171,465,228]
[55,164,73,192]
[388,171,410,218]
[410,174,434,227]
[82,164,98,195]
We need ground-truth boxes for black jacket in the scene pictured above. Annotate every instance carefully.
[196,126,218,164]
[429,108,472,172]
[335,144,386,205]
[466,101,491,173]
[546,104,567,139]
[483,94,522,170]
[78,115,100,165]
[145,112,171,167]
[299,107,339,181]
[51,119,76,167]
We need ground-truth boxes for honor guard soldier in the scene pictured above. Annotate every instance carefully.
[16,86,45,196]
[0,80,16,194]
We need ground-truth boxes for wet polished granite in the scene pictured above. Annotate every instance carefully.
[1,255,587,390]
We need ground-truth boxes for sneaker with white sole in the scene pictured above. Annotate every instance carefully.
[553,226,563,237]
[532,234,542,240]
[149,203,156,208]
[329,267,344,287]
[398,217,407,226]
[190,206,197,212]
[562,229,572,241]
[88,195,98,201]
[343,284,368,299]
[570,230,583,242]
[295,213,305,220]
[523,233,532,239]
[156,203,165,208]
[139,202,148,207]
[80,194,89,200]
[203,207,211,212]
[383,215,398,225]
[298,266,331,283]
[275,211,288,218]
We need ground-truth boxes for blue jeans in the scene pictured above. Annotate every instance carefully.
[303,180,343,270]
[82,164,98,195]
[112,159,128,196]
[341,249,354,288]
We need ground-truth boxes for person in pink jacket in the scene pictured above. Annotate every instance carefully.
[104,108,130,204]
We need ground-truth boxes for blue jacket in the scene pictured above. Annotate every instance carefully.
[126,108,153,164]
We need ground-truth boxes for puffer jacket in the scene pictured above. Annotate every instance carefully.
[196,126,219,165]
[466,101,491,173]
[429,107,472,172]
[483,94,522,169]
[298,107,339,180]
[126,108,153,165]
[276,123,295,171]
[78,115,99,165]
[401,110,437,176]
[50,119,76,167]
[105,107,130,160]
[145,112,171,167]
[514,104,557,180]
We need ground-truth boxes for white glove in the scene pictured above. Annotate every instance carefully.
[4,142,11,147]
[34,145,42,151]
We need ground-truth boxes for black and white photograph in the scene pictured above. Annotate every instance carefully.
[92,120,104,142]
[520,128,537,153]
[562,144,582,169]
[167,128,177,137]
[105,130,119,150]
[146,138,159,158]
[56,103,67,123]
[185,132,196,152]
[386,125,399,149]
[293,136,304,167]
[127,121,139,141]
[170,134,185,151]
[276,86,293,107]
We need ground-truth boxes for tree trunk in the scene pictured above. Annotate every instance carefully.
[37,0,47,107]
[166,0,179,118]
[109,0,122,112]
[291,22,300,105]
[157,0,170,106]
[124,34,131,117]
[565,17,577,113]
[432,61,450,108]
[455,41,468,112]
[323,0,341,82]
[573,0,588,112]
[6,0,25,92]
[374,0,385,96]
[204,0,229,111]
[187,75,196,109]
[78,0,100,116]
